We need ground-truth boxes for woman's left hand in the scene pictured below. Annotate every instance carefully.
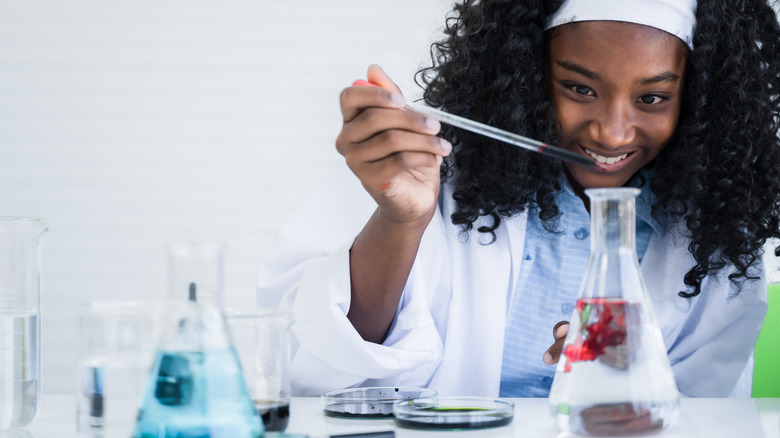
[543,321,569,365]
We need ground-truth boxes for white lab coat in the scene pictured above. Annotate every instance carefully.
[258,161,767,398]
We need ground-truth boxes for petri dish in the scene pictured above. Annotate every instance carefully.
[393,396,514,430]
[322,387,437,418]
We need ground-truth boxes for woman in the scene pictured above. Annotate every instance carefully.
[259,0,780,397]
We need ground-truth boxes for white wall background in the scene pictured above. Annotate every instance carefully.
[0,0,453,395]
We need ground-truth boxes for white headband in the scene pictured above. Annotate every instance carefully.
[545,0,697,50]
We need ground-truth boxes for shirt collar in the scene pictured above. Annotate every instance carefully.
[558,167,667,237]
[628,167,667,237]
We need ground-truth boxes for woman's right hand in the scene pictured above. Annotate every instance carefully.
[336,65,453,228]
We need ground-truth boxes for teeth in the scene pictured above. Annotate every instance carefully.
[585,148,628,165]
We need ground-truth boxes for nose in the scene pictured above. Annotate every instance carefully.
[588,100,636,149]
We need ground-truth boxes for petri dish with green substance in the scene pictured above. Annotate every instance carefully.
[393,396,514,430]
[321,387,437,418]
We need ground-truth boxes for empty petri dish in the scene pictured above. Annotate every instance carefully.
[393,396,514,430]
[322,387,437,418]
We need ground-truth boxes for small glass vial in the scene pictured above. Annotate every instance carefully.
[548,188,679,435]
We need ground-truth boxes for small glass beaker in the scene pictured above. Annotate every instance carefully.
[0,217,47,430]
[548,188,679,435]
[133,242,263,438]
[226,309,293,432]
[77,300,165,437]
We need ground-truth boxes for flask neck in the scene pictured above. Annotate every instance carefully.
[589,195,636,253]
[166,242,225,309]
[585,188,640,253]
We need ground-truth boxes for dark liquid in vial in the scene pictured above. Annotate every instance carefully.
[256,400,290,431]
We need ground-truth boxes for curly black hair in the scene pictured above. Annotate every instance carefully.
[416,0,780,298]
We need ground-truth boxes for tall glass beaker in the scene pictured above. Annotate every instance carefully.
[133,242,264,438]
[226,309,293,432]
[548,188,679,435]
[0,217,47,430]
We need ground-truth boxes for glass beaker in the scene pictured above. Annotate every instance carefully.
[226,309,293,432]
[0,217,47,430]
[548,188,679,435]
[133,242,264,438]
[77,300,165,436]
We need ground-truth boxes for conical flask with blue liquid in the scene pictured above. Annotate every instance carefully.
[133,242,264,438]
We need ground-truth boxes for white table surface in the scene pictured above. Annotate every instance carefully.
[10,395,780,438]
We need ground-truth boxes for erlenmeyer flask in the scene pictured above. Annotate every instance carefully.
[133,242,264,438]
[548,188,679,435]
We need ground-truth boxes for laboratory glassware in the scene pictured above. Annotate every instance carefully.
[77,300,165,436]
[0,217,47,430]
[548,188,679,435]
[133,242,263,438]
[226,309,293,431]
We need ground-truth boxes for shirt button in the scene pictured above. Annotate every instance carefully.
[561,303,574,316]
[574,227,589,240]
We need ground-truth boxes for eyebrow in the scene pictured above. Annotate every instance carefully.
[638,71,680,85]
[554,60,599,79]
[553,59,681,84]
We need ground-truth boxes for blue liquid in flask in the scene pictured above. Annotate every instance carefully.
[133,348,264,438]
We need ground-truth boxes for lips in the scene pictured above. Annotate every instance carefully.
[584,148,629,165]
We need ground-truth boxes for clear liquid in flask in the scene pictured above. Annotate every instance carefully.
[548,188,679,435]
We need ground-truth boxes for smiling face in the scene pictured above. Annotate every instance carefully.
[548,21,688,203]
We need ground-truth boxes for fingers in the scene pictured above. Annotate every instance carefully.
[344,131,451,194]
[340,85,405,123]
[335,64,452,215]
[344,126,449,165]
[341,65,404,123]
[339,106,440,149]
[553,320,569,338]
[357,151,444,191]
[336,108,450,179]
[367,64,402,94]
[543,321,570,365]
[336,64,452,181]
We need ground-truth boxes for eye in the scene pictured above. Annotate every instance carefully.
[638,94,664,104]
[571,85,595,96]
